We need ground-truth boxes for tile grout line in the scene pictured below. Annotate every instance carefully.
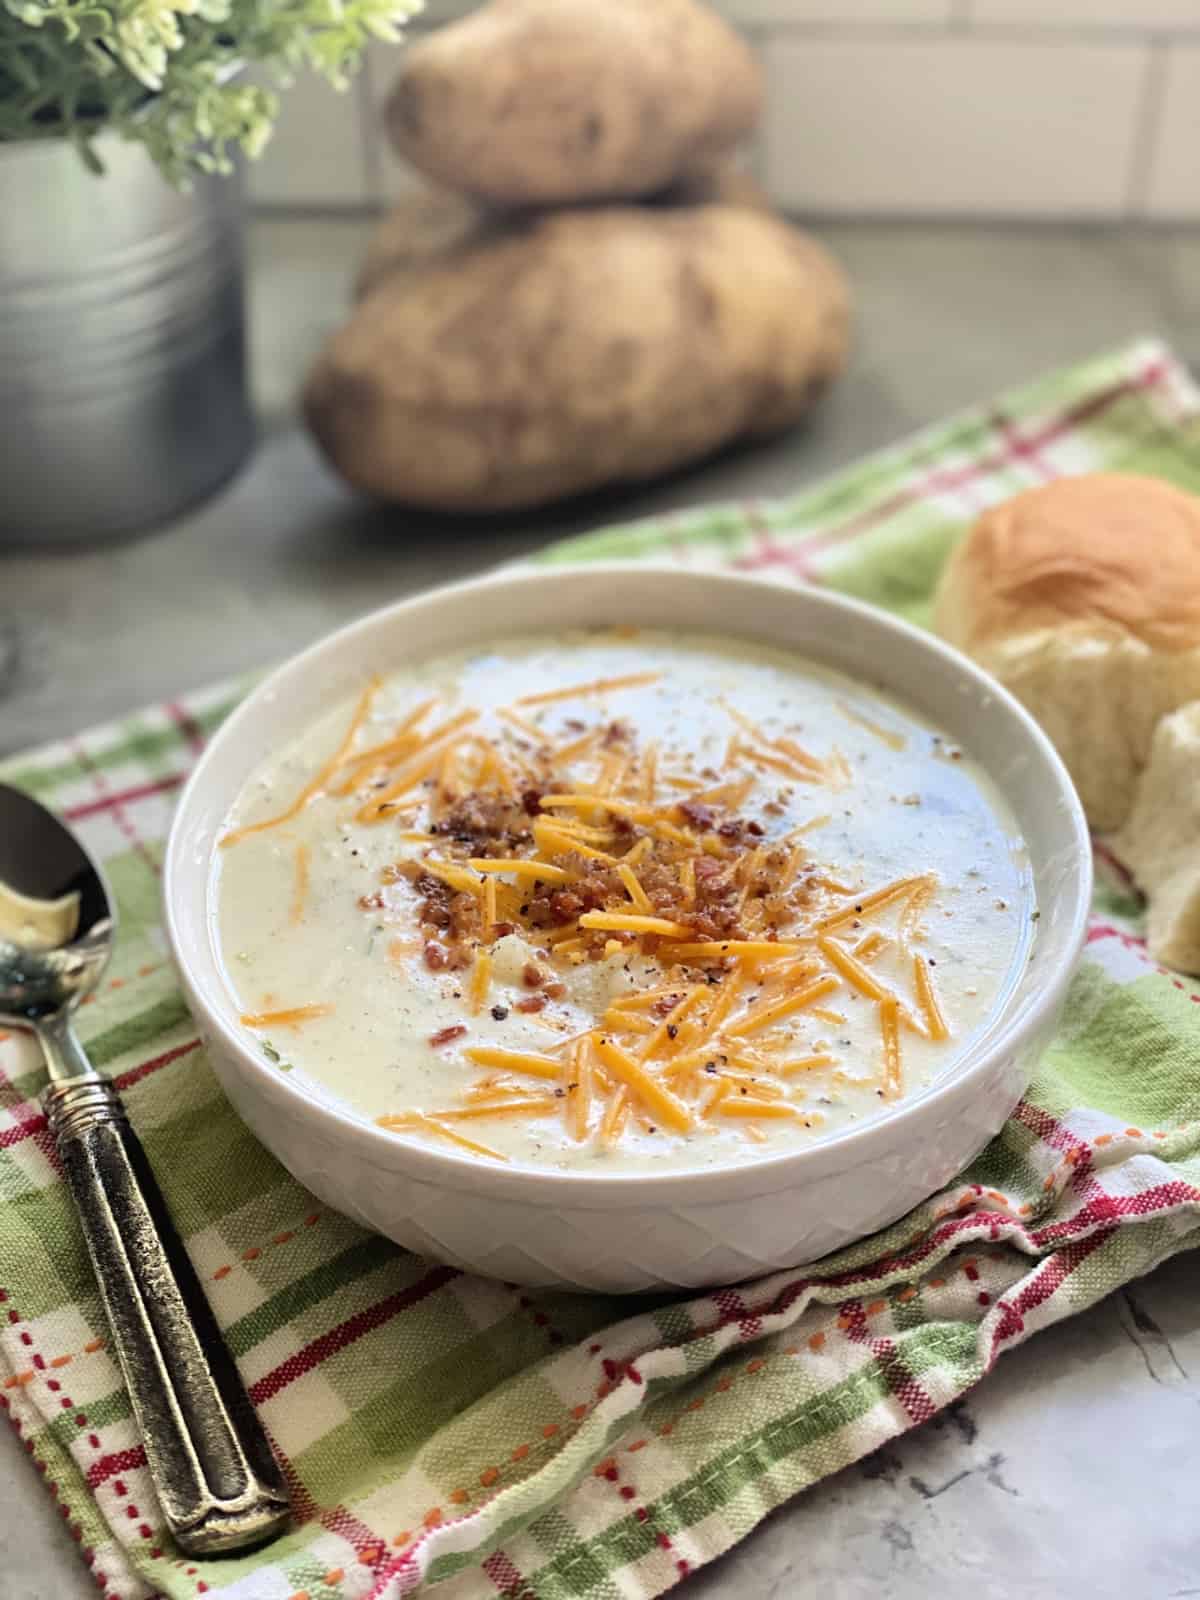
[1124,37,1170,219]
[356,62,385,213]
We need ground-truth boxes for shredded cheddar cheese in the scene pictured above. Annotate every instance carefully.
[469,950,492,1014]
[596,1038,694,1132]
[715,1099,802,1120]
[617,862,653,914]
[221,677,379,847]
[725,974,841,1037]
[464,1047,564,1081]
[912,954,949,1041]
[816,875,929,933]
[496,705,549,742]
[854,930,889,962]
[241,1003,333,1028]
[880,997,902,1097]
[817,935,896,1003]
[377,1112,507,1161]
[289,842,310,925]
[424,859,486,897]
[515,671,662,707]
[600,1085,631,1146]
[253,656,968,1163]
[468,858,574,885]
[779,1054,837,1076]
[568,1039,593,1141]
[579,911,693,937]
[839,701,907,751]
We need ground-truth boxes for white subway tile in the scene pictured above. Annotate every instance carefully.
[247,68,371,208]
[1143,47,1200,219]
[717,0,952,19]
[764,37,1147,216]
[970,0,1200,27]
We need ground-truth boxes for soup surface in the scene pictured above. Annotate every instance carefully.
[213,630,1034,1173]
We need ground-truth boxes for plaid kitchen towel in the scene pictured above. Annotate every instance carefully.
[4,336,1200,1600]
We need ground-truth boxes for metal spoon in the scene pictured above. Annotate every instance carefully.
[0,783,290,1557]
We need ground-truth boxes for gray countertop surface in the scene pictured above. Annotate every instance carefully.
[3,218,1200,1598]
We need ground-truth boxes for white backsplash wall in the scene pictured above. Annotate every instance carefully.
[249,0,1200,220]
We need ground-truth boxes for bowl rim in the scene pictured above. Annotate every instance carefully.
[163,561,1092,1203]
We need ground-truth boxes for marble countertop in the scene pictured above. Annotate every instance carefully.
[4,217,1200,1598]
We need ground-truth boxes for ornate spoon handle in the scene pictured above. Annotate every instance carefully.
[43,1077,290,1557]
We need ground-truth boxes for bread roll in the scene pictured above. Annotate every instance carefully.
[1113,701,1200,974]
[934,473,1200,831]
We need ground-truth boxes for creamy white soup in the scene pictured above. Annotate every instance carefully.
[212,630,1034,1174]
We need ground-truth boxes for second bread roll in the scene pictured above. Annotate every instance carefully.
[934,473,1200,831]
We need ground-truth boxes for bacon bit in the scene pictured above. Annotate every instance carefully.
[522,962,546,989]
[358,891,385,911]
[651,992,686,1018]
[423,941,450,971]
[429,1024,468,1048]
[516,996,546,1014]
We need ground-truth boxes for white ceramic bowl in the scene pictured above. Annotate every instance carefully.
[164,565,1091,1293]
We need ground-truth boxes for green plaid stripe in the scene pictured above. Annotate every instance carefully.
[3,339,1200,1600]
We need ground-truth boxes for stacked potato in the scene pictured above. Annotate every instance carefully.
[304,0,851,513]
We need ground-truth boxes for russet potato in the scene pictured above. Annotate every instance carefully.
[384,0,762,207]
[304,202,850,514]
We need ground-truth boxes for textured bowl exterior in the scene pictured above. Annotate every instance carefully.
[165,566,1091,1293]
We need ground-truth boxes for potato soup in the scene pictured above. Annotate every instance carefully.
[212,630,1034,1174]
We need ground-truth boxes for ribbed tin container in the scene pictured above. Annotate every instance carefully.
[0,133,253,546]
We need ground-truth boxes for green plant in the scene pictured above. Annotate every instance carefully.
[0,0,422,179]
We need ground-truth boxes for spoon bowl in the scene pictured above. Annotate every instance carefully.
[0,783,290,1556]
[0,784,114,1031]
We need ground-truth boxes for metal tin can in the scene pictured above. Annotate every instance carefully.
[0,133,253,546]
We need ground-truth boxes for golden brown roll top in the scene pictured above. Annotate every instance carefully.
[935,470,1200,974]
